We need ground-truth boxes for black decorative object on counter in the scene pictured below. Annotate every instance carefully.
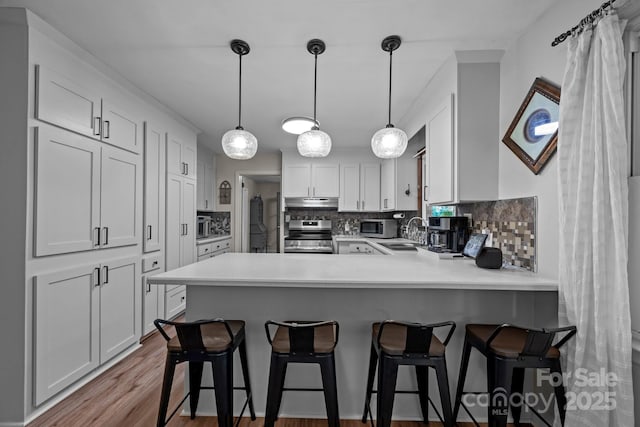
[475,247,503,269]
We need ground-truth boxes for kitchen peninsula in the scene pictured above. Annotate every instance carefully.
[148,250,557,422]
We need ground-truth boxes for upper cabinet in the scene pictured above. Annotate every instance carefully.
[34,125,141,256]
[36,65,143,154]
[282,163,339,198]
[380,153,418,212]
[423,54,500,205]
[339,163,381,212]
[197,145,216,211]
[167,133,196,179]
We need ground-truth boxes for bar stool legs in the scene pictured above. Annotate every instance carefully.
[157,354,176,427]
[320,355,340,427]
[362,321,456,427]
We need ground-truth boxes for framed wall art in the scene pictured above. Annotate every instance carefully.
[502,77,560,174]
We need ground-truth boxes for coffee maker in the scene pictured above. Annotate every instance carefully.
[426,216,469,253]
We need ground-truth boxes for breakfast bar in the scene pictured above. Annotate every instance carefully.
[148,251,558,423]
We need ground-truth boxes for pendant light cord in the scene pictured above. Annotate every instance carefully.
[238,53,243,128]
[388,49,393,126]
[313,53,318,124]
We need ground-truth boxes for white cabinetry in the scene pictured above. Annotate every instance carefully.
[197,237,231,262]
[34,125,140,256]
[335,240,385,255]
[283,163,339,197]
[167,133,196,180]
[424,58,500,205]
[339,163,380,212]
[142,254,164,336]
[34,256,139,405]
[36,65,143,153]
[166,175,196,270]
[197,161,215,211]
[380,154,418,212]
[143,123,165,253]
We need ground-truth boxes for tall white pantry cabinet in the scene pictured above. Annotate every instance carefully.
[0,9,199,424]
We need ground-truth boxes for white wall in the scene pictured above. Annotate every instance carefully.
[0,8,28,424]
[498,0,603,278]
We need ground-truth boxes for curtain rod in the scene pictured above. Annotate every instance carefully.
[551,0,617,47]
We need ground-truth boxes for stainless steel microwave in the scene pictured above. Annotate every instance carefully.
[359,219,397,238]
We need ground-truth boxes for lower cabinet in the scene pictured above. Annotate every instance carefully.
[142,254,164,336]
[33,256,140,405]
[165,286,186,319]
[196,237,231,262]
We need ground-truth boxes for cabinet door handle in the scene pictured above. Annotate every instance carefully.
[185,163,189,176]
[93,117,101,136]
[146,282,151,294]
[205,200,208,209]
[94,227,101,246]
[103,120,110,139]
[94,267,101,287]
[147,225,152,240]
[102,266,109,284]
[180,224,184,236]
[184,223,188,235]
[362,200,365,210]
[424,185,429,202]
[356,201,359,210]
[313,187,316,196]
[102,227,109,245]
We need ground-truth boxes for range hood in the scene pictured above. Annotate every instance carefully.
[284,197,338,209]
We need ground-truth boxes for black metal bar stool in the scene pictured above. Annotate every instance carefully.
[453,323,577,427]
[154,318,256,427]
[361,320,456,427]
[264,320,340,427]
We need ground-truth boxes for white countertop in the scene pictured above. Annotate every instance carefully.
[148,250,557,291]
[196,235,231,245]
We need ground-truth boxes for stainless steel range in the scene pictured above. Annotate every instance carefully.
[284,220,333,254]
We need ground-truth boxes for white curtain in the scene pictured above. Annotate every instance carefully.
[557,12,634,427]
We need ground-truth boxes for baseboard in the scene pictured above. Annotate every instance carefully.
[24,343,142,425]
[0,422,26,427]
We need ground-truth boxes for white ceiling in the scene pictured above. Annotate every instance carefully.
[1,0,557,154]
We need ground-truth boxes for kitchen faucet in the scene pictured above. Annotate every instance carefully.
[402,216,426,241]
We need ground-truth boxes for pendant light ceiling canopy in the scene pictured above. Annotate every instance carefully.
[371,35,408,159]
[222,39,258,160]
[282,116,319,135]
[297,39,332,158]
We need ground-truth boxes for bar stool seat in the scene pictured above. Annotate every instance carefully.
[453,323,576,427]
[372,322,445,356]
[465,324,561,359]
[264,320,340,427]
[154,318,256,427]
[362,320,456,427]
[271,323,337,353]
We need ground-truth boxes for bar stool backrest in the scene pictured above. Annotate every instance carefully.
[265,320,339,355]
[154,318,234,353]
[486,324,578,359]
[377,320,456,357]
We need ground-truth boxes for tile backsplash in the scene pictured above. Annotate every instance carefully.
[286,209,418,237]
[209,211,231,235]
[456,197,536,271]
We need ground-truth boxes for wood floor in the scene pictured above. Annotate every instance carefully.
[27,321,527,427]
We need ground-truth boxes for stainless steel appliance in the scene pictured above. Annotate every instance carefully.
[284,220,333,254]
[284,197,338,208]
[426,216,469,253]
[197,215,212,239]
[359,219,397,239]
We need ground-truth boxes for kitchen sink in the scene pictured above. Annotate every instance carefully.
[378,242,420,251]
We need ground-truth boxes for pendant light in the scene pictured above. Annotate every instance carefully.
[297,39,332,158]
[371,35,408,159]
[222,39,258,160]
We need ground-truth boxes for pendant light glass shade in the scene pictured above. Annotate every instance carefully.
[222,127,258,160]
[297,128,332,157]
[298,39,331,158]
[372,35,407,159]
[222,39,257,160]
[371,126,408,159]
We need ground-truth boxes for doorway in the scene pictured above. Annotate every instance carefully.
[235,172,282,253]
